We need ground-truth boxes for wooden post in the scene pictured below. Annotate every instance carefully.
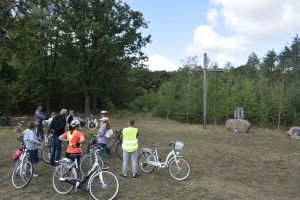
[203,53,207,129]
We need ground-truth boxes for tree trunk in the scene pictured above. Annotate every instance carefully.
[85,91,91,117]
[92,94,97,114]
[277,112,281,129]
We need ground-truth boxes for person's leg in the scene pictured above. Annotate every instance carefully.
[122,150,129,176]
[34,149,40,164]
[131,150,139,177]
[50,137,57,165]
[55,138,62,162]
[101,143,107,162]
[27,150,35,165]
[37,124,44,139]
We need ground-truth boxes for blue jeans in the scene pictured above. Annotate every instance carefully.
[97,143,107,162]
[28,149,39,165]
[50,136,62,165]
[122,150,138,176]
[36,124,44,139]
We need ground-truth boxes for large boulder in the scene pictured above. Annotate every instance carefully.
[226,119,251,133]
[286,127,300,136]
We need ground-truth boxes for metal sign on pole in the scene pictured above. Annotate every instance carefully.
[203,53,207,129]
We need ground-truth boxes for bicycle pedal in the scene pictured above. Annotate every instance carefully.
[59,177,66,181]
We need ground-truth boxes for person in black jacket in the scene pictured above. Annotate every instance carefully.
[49,109,67,166]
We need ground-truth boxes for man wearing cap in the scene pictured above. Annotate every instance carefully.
[49,109,67,166]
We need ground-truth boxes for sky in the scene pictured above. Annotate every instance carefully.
[124,0,300,71]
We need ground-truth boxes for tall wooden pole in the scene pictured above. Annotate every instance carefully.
[203,53,207,129]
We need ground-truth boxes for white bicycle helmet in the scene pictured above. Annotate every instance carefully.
[70,119,80,128]
[100,110,108,114]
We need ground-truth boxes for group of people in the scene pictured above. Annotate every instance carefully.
[23,105,139,178]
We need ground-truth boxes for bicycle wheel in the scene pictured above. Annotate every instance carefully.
[168,157,190,181]
[89,171,119,200]
[138,151,156,173]
[52,163,77,194]
[116,142,123,160]
[11,160,33,188]
[88,121,97,130]
[41,145,51,164]
[80,153,103,176]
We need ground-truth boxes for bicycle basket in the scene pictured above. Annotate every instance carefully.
[174,141,184,151]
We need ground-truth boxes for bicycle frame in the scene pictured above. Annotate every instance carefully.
[141,147,181,169]
[59,149,104,191]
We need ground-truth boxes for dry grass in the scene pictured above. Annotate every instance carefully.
[1,114,300,200]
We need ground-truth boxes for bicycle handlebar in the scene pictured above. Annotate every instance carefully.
[169,141,174,147]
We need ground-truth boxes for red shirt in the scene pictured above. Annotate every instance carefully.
[62,130,85,154]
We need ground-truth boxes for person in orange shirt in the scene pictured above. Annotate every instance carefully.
[59,119,85,161]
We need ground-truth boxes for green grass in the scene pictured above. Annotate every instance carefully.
[1,115,300,200]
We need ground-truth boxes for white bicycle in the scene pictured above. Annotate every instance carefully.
[86,115,98,130]
[52,148,118,200]
[11,137,34,188]
[138,141,190,181]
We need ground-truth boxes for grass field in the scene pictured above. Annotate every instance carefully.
[1,114,300,200]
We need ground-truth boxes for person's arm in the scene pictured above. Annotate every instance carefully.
[29,131,41,144]
[79,133,85,143]
[59,132,68,141]
[99,124,107,137]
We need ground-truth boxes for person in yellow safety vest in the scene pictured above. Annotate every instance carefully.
[121,119,139,179]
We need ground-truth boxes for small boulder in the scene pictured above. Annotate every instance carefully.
[226,119,251,133]
[286,127,300,136]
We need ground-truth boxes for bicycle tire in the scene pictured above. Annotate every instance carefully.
[80,153,103,176]
[52,162,77,194]
[168,157,190,181]
[41,145,51,164]
[89,170,119,200]
[116,142,123,160]
[88,121,98,130]
[11,160,33,189]
[138,151,156,173]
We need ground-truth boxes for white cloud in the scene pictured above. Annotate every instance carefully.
[186,25,247,66]
[212,0,300,40]
[206,8,218,26]
[186,0,300,67]
[145,54,178,71]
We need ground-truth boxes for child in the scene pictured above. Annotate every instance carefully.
[23,121,41,177]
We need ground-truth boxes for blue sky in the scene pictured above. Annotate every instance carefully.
[124,0,300,71]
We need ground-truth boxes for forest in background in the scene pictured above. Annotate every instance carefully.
[1,1,300,128]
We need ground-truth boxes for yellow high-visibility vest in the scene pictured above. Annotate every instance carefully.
[122,127,138,152]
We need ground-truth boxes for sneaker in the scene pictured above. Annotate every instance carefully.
[120,174,127,179]
[32,173,39,177]
[132,174,139,179]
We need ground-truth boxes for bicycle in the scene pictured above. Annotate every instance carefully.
[85,130,122,160]
[107,130,123,160]
[0,112,11,126]
[138,141,190,181]
[80,134,104,176]
[40,133,53,164]
[86,114,98,130]
[12,120,24,133]
[11,137,34,188]
[52,148,119,200]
